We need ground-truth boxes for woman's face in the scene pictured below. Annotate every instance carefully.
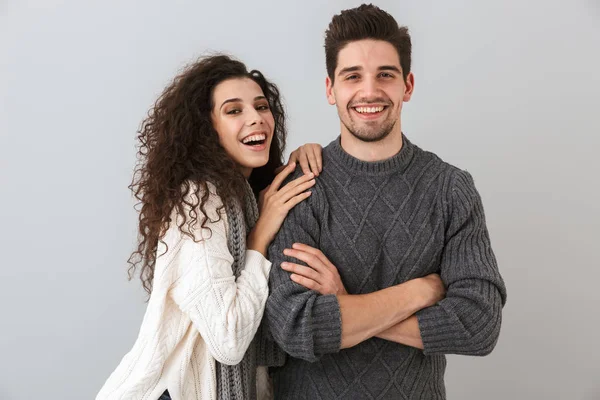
[211,78,275,178]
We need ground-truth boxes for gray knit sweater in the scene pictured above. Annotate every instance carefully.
[265,135,507,399]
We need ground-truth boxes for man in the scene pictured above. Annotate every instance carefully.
[265,4,507,399]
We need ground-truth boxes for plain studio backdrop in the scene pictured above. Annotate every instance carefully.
[1,0,599,399]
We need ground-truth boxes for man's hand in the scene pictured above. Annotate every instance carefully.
[416,273,446,308]
[374,274,446,350]
[280,243,347,295]
[280,242,446,350]
[281,242,445,314]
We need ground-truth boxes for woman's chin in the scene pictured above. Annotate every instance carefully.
[240,157,269,171]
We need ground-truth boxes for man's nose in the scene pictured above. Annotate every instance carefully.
[359,77,380,98]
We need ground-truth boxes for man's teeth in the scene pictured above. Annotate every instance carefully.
[354,106,385,114]
[242,134,266,144]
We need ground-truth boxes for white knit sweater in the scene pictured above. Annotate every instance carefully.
[96,185,271,400]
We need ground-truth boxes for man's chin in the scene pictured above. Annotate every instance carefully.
[348,128,393,143]
[342,117,395,142]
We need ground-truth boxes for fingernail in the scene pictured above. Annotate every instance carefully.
[281,262,288,268]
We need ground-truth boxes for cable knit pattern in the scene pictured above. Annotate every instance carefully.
[265,135,507,400]
[96,182,272,400]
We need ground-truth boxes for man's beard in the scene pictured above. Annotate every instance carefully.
[342,117,397,143]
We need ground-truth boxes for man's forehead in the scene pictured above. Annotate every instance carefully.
[336,40,401,70]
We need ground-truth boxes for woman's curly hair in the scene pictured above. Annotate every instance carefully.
[128,54,287,294]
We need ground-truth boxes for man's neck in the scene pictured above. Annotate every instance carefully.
[339,127,403,162]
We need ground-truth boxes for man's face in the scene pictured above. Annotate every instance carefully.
[326,39,414,143]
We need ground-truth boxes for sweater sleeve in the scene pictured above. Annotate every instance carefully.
[264,178,342,362]
[169,189,271,366]
[416,170,507,356]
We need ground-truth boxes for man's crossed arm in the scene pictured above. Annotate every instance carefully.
[265,169,506,360]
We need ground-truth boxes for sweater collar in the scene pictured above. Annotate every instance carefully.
[328,133,415,174]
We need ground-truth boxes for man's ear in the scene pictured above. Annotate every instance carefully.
[403,72,415,102]
[326,76,336,105]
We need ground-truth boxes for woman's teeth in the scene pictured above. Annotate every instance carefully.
[354,106,385,114]
[242,134,266,144]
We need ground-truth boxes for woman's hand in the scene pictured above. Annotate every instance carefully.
[280,243,347,296]
[247,163,315,256]
[277,143,323,176]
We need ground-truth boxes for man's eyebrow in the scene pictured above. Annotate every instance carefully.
[337,65,402,76]
[379,65,402,73]
[337,66,362,76]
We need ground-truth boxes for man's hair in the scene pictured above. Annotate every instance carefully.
[324,4,412,83]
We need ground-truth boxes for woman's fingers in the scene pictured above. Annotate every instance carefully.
[282,191,312,210]
[279,179,315,202]
[278,173,315,198]
[314,145,322,173]
[287,144,323,176]
[293,149,312,176]
[306,146,321,176]
[297,145,322,176]
[270,162,297,191]
[289,147,311,175]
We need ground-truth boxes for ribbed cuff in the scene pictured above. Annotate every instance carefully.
[244,249,272,279]
[311,294,343,354]
[416,307,454,355]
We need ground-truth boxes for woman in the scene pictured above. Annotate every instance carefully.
[96,55,340,400]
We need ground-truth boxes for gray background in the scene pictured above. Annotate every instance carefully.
[1,0,599,399]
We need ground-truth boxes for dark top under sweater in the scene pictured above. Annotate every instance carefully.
[265,135,507,400]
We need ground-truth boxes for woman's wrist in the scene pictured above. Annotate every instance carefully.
[247,229,269,257]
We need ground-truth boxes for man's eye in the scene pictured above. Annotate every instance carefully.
[346,75,359,80]
[380,72,393,78]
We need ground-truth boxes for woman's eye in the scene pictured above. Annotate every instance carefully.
[256,104,270,111]
[226,109,241,115]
